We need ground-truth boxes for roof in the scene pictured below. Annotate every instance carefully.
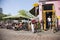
[2,13,35,19]
[29,6,39,16]
[29,7,35,16]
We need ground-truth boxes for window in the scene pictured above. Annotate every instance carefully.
[43,4,53,10]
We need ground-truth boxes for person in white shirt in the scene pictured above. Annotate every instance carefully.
[31,23,34,33]
[47,16,51,29]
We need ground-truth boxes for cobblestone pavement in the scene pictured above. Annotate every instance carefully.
[0,29,60,40]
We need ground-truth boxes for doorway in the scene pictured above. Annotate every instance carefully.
[46,12,52,29]
[42,4,55,30]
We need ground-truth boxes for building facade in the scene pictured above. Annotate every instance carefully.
[0,8,2,13]
[39,0,60,30]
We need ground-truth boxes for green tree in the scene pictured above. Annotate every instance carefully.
[18,10,28,17]
[0,13,8,21]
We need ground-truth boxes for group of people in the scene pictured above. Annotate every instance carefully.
[13,22,28,31]
[30,19,41,33]
[0,17,58,33]
[0,21,29,31]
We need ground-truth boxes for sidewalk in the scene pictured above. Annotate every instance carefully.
[0,29,60,40]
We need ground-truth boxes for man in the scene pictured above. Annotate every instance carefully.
[47,16,51,29]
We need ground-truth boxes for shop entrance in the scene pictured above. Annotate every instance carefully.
[42,4,55,30]
[46,12,52,29]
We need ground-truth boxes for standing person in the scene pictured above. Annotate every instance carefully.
[31,23,34,33]
[47,16,51,29]
[28,21,31,31]
[31,20,36,33]
[15,24,19,30]
[19,22,23,30]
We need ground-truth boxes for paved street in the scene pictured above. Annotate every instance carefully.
[0,29,60,40]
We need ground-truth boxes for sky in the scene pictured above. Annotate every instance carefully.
[0,0,38,15]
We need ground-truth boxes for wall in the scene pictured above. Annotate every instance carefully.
[39,2,42,22]
[39,1,60,29]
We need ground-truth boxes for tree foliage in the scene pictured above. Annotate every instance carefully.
[0,13,8,20]
[18,10,28,17]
